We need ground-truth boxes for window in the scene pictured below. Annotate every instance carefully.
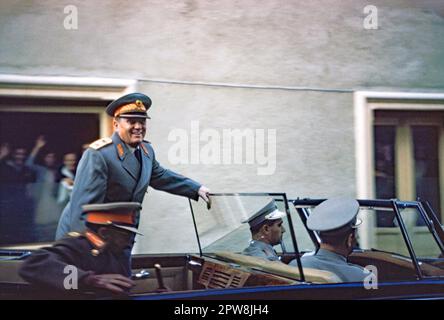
[0,75,135,245]
[0,102,103,245]
[374,110,444,224]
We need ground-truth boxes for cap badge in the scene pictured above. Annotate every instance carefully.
[114,100,147,117]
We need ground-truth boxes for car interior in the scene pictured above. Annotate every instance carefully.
[1,195,443,299]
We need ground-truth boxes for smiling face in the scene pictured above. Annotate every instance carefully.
[114,117,146,147]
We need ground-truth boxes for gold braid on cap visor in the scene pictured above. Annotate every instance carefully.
[114,99,147,117]
[264,209,282,220]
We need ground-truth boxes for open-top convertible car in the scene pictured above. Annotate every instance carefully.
[1,193,444,299]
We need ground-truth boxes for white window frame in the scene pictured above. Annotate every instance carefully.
[354,91,444,248]
[0,74,137,137]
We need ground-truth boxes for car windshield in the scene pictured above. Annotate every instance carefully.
[293,199,444,277]
[189,193,301,257]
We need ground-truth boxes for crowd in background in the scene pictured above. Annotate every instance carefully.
[0,136,82,244]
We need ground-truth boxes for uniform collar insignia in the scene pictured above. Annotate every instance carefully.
[140,143,149,157]
[117,143,125,159]
[111,132,128,160]
[85,230,106,251]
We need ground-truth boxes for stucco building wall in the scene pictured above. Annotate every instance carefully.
[0,0,443,252]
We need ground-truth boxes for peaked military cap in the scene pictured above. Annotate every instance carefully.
[307,197,362,232]
[106,93,152,119]
[81,202,143,235]
[242,199,286,228]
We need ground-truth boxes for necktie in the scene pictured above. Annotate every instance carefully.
[135,147,142,165]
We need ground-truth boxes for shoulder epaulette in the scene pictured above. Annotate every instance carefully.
[89,137,113,150]
[67,231,82,238]
[85,231,106,256]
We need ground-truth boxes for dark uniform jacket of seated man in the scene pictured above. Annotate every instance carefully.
[56,93,209,239]
[20,203,141,298]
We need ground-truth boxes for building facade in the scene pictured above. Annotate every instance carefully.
[0,0,443,253]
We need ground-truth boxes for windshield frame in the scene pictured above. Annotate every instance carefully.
[421,200,444,251]
[188,192,306,282]
[291,198,444,280]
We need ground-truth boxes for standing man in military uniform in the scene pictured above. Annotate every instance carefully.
[242,199,286,261]
[20,202,142,297]
[56,93,210,239]
[289,197,369,282]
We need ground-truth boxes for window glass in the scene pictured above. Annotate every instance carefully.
[374,120,443,225]
[412,126,441,223]
[302,205,414,258]
[288,204,316,253]
[0,112,100,245]
[397,206,442,259]
[364,207,412,257]
[189,194,295,255]
[374,125,396,227]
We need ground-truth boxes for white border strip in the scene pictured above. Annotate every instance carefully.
[0,74,136,88]
[355,91,444,101]
[0,74,138,136]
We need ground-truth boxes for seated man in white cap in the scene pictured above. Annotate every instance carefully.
[19,202,143,297]
[289,197,368,282]
[242,199,286,261]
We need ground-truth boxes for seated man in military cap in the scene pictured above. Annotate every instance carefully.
[242,199,286,261]
[20,202,143,297]
[56,92,211,240]
[289,197,368,283]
